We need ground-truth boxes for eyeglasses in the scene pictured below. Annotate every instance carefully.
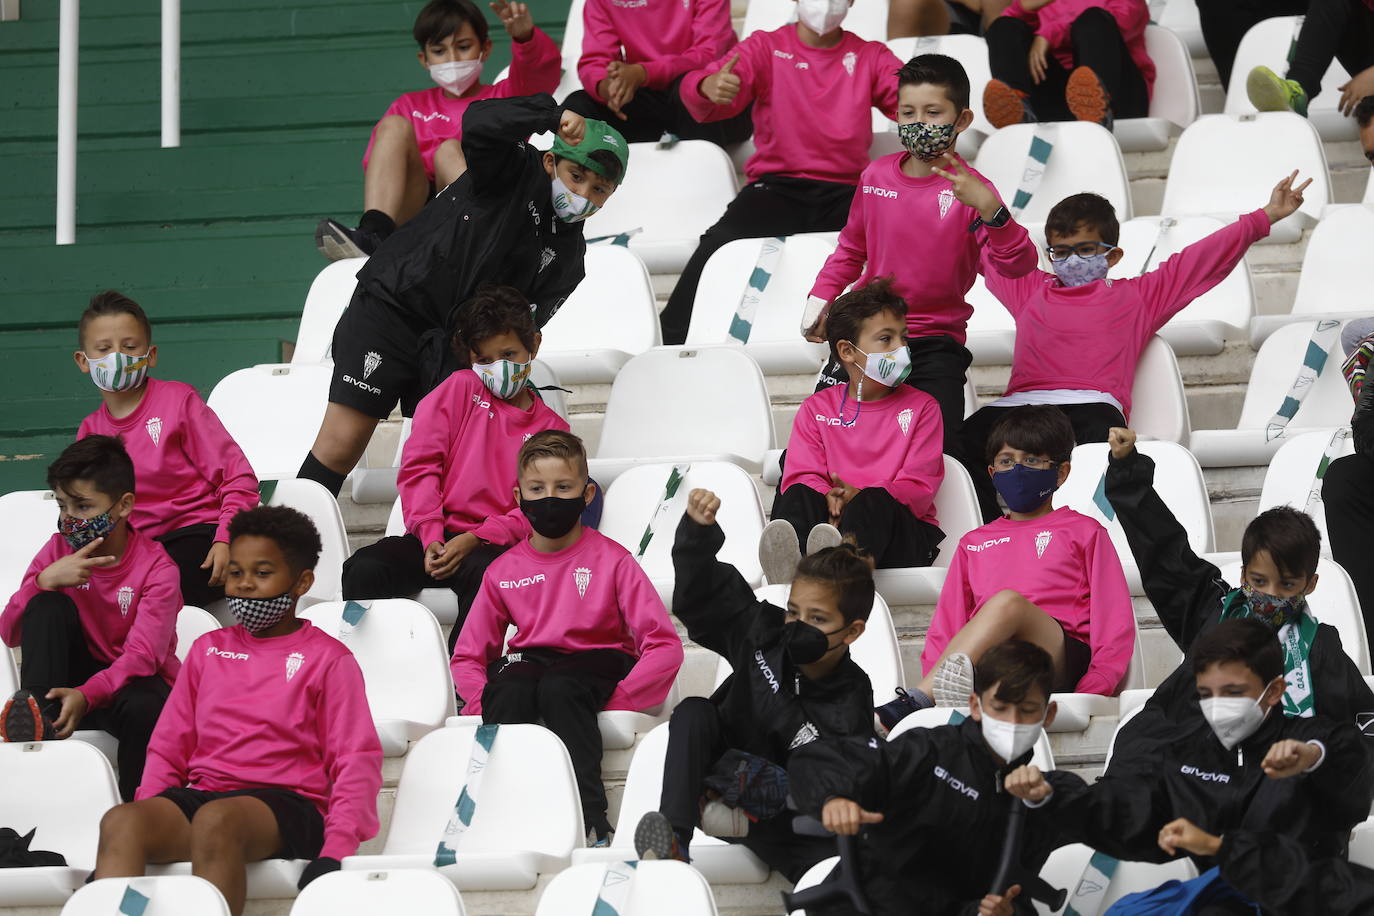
[992,455,1060,471]
[1044,241,1115,261]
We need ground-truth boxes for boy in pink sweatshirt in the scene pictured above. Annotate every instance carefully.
[315,0,561,260]
[807,54,1041,449]
[451,430,683,846]
[342,286,570,649]
[74,290,259,608]
[982,0,1154,128]
[961,171,1311,521]
[0,435,181,802]
[95,506,383,916]
[562,0,752,145]
[918,406,1134,708]
[656,1,904,345]
[765,280,945,583]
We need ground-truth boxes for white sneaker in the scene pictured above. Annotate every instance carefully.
[931,652,975,707]
[806,522,843,556]
[700,799,749,838]
[759,519,802,585]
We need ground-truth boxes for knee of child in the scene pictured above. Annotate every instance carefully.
[98,803,145,848]
[25,590,74,618]
[669,696,716,726]
[189,801,250,856]
[375,114,418,143]
[1070,6,1114,32]
[981,589,1030,618]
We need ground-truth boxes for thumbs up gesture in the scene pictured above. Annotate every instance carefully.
[700,55,743,106]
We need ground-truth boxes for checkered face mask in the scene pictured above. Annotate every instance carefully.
[228,591,295,633]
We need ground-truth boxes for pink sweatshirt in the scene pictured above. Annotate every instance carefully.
[0,530,181,708]
[809,153,1041,343]
[987,209,1270,418]
[578,0,738,103]
[680,27,902,184]
[451,528,684,716]
[137,621,383,860]
[782,383,945,525]
[363,29,561,181]
[923,507,1134,696]
[78,378,260,544]
[1003,0,1156,97]
[399,370,570,550]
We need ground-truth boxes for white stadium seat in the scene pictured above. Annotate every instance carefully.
[973,122,1132,224]
[446,682,684,753]
[1252,204,1374,346]
[536,860,720,916]
[1257,427,1354,557]
[1,641,16,697]
[1366,170,1373,204]
[1190,321,1355,468]
[291,258,364,365]
[685,235,833,375]
[0,488,58,609]
[965,272,1019,366]
[1225,16,1359,142]
[263,478,351,609]
[1129,336,1193,446]
[1160,113,1331,244]
[590,346,776,486]
[207,363,332,483]
[871,456,982,606]
[1035,843,1198,915]
[540,244,660,384]
[582,141,738,274]
[743,0,888,41]
[1113,26,1200,153]
[301,599,456,757]
[559,0,586,75]
[290,867,466,915]
[0,740,120,906]
[1352,819,1374,869]
[1159,0,1206,55]
[888,706,1055,769]
[61,877,230,916]
[174,606,220,662]
[344,724,584,890]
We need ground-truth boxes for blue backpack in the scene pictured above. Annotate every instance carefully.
[1104,867,1261,915]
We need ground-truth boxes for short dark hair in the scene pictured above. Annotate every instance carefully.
[1192,618,1284,684]
[896,54,971,112]
[451,285,538,363]
[825,277,908,363]
[1045,192,1121,246]
[794,542,876,624]
[984,405,1076,465]
[974,640,1055,705]
[554,150,625,186]
[517,429,589,479]
[1241,506,1321,581]
[78,290,152,349]
[228,506,323,576]
[1356,95,1374,129]
[413,0,488,48]
[47,435,136,502]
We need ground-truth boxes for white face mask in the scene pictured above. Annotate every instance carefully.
[980,711,1044,763]
[796,0,848,34]
[429,59,482,95]
[551,175,599,223]
[86,351,151,392]
[1200,692,1271,751]
[850,343,912,387]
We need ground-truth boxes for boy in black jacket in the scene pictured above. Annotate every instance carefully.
[634,488,876,881]
[1103,427,1374,777]
[298,94,628,496]
[789,641,1079,916]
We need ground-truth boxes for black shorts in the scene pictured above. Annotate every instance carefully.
[157,787,325,860]
[328,289,435,420]
[1055,625,1094,693]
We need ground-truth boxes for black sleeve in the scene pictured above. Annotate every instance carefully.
[1314,627,1374,763]
[1104,448,1228,649]
[528,245,586,329]
[788,730,937,817]
[670,515,766,659]
[1042,770,1172,864]
[460,94,562,190]
[1352,373,1374,458]
[1293,717,1374,821]
[1219,831,1374,914]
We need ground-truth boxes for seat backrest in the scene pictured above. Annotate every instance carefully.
[1366,171,1374,204]
[973,122,1132,223]
[885,35,995,137]
[1160,113,1331,223]
[528,359,570,423]
[62,877,231,916]
[207,364,332,482]
[1,644,17,697]
[561,0,587,72]
[1143,25,1199,129]
[0,740,119,868]
[1291,205,1374,316]
[743,0,888,41]
[383,724,582,856]
[535,861,719,916]
[263,478,350,606]
[599,461,766,590]
[175,606,221,663]
[541,244,660,357]
[1129,336,1192,445]
[1217,557,1371,675]
[1257,427,1354,555]
[289,867,466,915]
[292,258,365,365]
[1223,16,1354,133]
[1234,320,1354,430]
[1036,842,1197,914]
[0,489,59,605]
[933,456,984,569]
[596,347,775,464]
[887,707,1055,770]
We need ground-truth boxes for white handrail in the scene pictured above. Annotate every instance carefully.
[55,0,77,245]
[162,0,179,148]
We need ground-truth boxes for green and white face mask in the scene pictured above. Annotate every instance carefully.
[86,352,151,392]
[471,358,533,400]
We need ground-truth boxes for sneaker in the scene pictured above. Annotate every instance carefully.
[759,519,802,585]
[586,825,614,848]
[806,522,843,556]
[983,79,1035,129]
[634,811,688,862]
[700,799,749,838]
[931,652,976,707]
[1247,65,1308,117]
[875,686,934,734]
[0,690,58,742]
[314,218,382,262]
[1065,66,1112,129]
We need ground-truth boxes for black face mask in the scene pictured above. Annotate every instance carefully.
[782,620,846,665]
[520,492,586,539]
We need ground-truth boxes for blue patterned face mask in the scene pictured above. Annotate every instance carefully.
[1050,252,1113,287]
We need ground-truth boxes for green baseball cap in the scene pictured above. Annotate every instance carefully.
[550,118,629,184]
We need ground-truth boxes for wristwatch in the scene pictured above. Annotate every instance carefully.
[982,205,1012,229]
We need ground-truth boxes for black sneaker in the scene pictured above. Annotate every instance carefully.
[314,218,381,261]
[875,686,934,734]
[634,811,688,863]
[0,690,59,742]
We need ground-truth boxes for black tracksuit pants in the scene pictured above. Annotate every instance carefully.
[1286,0,1374,101]
[772,485,943,567]
[563,78,755,146]
[153,522,224,608]
[1322,451,1374,643]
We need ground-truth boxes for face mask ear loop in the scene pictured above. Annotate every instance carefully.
[840,377,862,427]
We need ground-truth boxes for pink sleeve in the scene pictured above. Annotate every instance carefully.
[179,393,260,543]
[779,399,832,498]
[887,397,944,520]
[921,543,975,676]
[982,251,1047,320]
[471,510,533,547]
[80,558,181,708]
[0,541,56,647]
[641,0,739,88]
[870,46,902,120]
[504,27,562,97]
[397,384,456,551]
[316,654,384,859]
[1133,209,1270,330]
[577,0,619,101]
[1002,0,1038,25]
[1073,526,1136,696]
[136,640,200,799]
[449,575,510,716]
[680,37,761,124]
[978,212,1041,281]
[809,190,869,304]
[1030,2,1072,48]
[604,555,683,710]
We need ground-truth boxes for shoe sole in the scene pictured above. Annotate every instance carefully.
[759,519,802,585]
[806,523,843,556]
[983,80,1028,129]
[315,220,366,262]
[0,694,43,743]
[932,652,975,707]
[634,811,678,861]
[700,800,749,838]
[1246,66,1293,112]
[1066,67,1111,127]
